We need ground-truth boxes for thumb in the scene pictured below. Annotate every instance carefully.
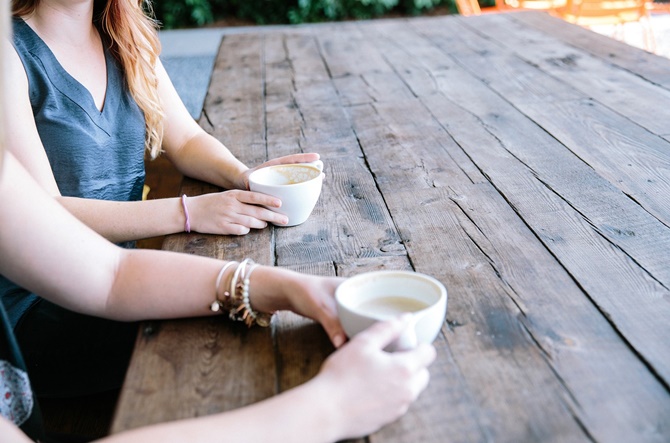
[352,314,414,350]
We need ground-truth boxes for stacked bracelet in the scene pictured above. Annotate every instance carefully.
[181,194,191,233]
[210,259,273,327]
[210,261,237,313]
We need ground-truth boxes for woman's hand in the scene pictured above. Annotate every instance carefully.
[249,267,346,348]
[187,190,289,235]
[239,153,321,190]
[313,317,436,440]
[282,273,346,348]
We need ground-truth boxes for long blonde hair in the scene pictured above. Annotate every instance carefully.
[12,0,164,159]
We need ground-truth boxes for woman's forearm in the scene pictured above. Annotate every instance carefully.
[98,378,338,443]
[56,195,187,243]
[165,130,248,191]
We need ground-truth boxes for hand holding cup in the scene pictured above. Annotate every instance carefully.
[335,270,448,351]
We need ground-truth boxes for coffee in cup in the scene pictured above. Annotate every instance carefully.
[248,160,324,227]
[335,270,447,351]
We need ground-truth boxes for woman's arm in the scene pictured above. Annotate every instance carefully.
[98,317,434,443]
[156,58,320,191]
[0,153,344,343]
[0,155,436,443]
[1,315,434,443]
[0,173,434,440]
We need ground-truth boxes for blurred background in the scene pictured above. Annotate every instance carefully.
[151,0,458,29]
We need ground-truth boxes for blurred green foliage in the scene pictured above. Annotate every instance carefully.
[150,0,456,29]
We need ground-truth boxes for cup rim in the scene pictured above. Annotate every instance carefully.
[249,163,324,188]
[335,270,447,319]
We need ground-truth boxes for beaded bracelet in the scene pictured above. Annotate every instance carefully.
[210,259,272,327]
[239,262,272,327]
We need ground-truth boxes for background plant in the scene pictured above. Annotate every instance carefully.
[150,0,456,29]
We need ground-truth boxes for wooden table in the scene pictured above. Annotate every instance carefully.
[111,11,670,442]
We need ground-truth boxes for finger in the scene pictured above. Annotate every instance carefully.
[353,314,413,350]
[276,153,320,164]
[399,343,437,373]
[231,215,268,230]
[318,311,347,348]
[235,190,282,208]
[225,224,252,236]
[409,367,431,399]
[264,153,320,167]
[251,208,289,226]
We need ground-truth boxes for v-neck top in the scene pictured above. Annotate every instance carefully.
[11,17,146,201]
[1,18,146,329]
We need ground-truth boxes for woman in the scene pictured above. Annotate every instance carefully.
[0,7,435,438]
[4,0,322,395]
[8,0,308,240]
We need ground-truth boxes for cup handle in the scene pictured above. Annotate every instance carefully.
[393,327,418,351]
[307,160,324,172]
[389,314,421,352]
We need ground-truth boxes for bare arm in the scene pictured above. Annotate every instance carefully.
[157,58,320,191]
[0,154,435,443]
[97,318,434,443]
[0,153,343,334]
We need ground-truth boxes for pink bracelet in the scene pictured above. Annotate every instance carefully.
[181,194,191,232]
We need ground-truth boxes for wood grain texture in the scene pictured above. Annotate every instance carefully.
[111,318,275,432]
[113,12,670,442]
[510,11,670,90]
[446,14,670,137]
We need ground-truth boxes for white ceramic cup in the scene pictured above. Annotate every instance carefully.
[335,270,447,351]
[248,160,324,227]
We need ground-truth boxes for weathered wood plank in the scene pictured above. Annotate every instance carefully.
[111,318,275,432]
[347,99,484,192]
[516,98,670,228]
[203,33,267,166]
[437,13,670,138]
[385,185,670,442]
[331,21,670,435]
[274,154,407,266]
[388,16,670,229]
[315,21,391,78]
[114,14,670,442]
[410,16,670,283]
[509,11,670,90]
[264,33,363,159]
[418,79,670,382]
[384,187,589,442]
[261,31,407,268]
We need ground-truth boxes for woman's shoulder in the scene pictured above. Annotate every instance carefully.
[10,16,45,61]
[3,36,29,90]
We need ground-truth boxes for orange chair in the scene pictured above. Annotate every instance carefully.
[558,0,656,50]
[455,0,508,16]
[504,0,567,12]
[646,0,670,13]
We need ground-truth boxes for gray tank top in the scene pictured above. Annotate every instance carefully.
[11,17,146,200]
[2,18,147,327]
